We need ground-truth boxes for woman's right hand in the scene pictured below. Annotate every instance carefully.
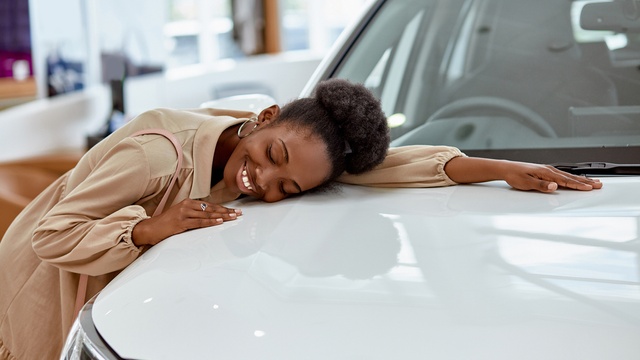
[132,199,242,246]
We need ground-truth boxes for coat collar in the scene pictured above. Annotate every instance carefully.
[189,109,256,202]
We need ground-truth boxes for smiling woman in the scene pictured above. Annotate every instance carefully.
[221,79,390,203]
[223,117,333,201]
[0,79,600,360]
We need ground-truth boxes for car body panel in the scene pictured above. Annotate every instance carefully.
[93,178,640,359]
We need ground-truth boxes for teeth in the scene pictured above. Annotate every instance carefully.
[242,164,253,190]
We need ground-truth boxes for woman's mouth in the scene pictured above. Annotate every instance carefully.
[239,161,254,193]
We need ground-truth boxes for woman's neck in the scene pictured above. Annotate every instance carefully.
[211,124,241,187]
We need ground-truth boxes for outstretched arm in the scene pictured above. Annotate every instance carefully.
[444,156,602,192]
[338,145,601,193]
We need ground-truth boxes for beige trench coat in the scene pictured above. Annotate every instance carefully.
[0,107,463,359]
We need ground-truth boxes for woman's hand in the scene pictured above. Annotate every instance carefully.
[500,162,602,192]
[132,199,242,246]
[444,157,602,193]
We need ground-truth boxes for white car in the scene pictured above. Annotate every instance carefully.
[63,0,640,359]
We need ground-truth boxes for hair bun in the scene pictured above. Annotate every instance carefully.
[314,79,390,174]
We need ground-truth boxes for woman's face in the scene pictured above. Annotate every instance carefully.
[223,117,332,203]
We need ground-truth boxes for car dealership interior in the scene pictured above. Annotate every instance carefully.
[1,1,640,359]
[0,0,367,236]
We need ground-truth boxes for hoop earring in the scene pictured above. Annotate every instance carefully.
[237,118,258,138]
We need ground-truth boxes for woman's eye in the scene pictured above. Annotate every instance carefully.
[279,181,288,195]
[267,144,276,164]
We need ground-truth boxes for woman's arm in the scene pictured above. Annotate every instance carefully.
[31,139,154,276]
[443,156,602,192]
[32,135,243,278]
[337,145,463,187]
[339,145,601,193]
[32,137,240,276]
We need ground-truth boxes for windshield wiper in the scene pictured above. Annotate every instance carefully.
[552,162,640,175]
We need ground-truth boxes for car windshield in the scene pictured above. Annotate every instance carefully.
[330,0,640,164]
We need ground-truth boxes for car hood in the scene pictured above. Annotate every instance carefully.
[93,178,640,360]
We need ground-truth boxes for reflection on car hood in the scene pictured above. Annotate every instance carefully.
[93,179,640,360]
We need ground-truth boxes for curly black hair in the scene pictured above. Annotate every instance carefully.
[274,79,390,184]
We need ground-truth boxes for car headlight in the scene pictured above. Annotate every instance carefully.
[60,297,121,360]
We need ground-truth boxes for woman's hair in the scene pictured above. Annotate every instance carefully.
[275,79,390,184]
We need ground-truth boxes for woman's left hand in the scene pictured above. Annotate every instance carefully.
[501,162,602,193]
[444,157,603,193]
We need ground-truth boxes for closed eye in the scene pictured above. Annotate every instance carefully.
[279,180,288,195]
[267,143,276,164]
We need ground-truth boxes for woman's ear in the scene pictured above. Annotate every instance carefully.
[257,105,281,125]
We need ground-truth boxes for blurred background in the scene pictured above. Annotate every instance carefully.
[0,0,369,236]
[0,0,369,155]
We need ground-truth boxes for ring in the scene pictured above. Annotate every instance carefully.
[200,203,207,211]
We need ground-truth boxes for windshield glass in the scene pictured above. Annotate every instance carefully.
[331,0,640,163]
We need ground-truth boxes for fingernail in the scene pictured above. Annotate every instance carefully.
[235,209,243,214]
[229,213,236,218]
[216,218,223,223]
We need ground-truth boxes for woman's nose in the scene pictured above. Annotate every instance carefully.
[255,166,277,191]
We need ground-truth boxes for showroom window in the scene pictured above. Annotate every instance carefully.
[164,0,368,68]
[165,0,237,68]
[280,0,368,52]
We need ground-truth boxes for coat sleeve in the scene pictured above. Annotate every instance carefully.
[31,137,166,276]
[336,145,466,187]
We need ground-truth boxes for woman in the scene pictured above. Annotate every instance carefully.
[0,79,600,359]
